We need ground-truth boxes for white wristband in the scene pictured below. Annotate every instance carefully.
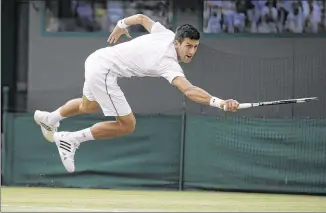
[210,97,223,109]
[117,19,129,29]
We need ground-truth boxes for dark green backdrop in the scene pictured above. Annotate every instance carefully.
[2,113,326,195]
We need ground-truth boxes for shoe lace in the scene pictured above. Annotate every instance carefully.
[59,134,80,162]
[45,116,60,129]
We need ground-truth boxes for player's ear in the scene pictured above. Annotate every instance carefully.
[174,40,180,47]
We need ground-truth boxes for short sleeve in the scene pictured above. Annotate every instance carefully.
[160,63,185,84]
[151,22,169,34]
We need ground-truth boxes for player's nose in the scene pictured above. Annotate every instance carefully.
[189,48,196,55]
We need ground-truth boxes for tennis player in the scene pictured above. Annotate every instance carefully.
[34,14,239,173]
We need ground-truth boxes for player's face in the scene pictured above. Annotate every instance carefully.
[175,38,200,63]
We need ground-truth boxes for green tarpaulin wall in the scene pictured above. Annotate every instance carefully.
[184,116,326,194]
[2,113,326,195]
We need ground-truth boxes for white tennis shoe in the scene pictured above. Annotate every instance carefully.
[34,110,60,142]
[53,131,79,173]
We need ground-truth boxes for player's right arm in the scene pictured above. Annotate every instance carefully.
[107,14,156,44]
[172,76,239,112]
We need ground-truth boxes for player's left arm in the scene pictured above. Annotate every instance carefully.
[107,14,154,44]
[172,76,239,111]
[123,14,155,33]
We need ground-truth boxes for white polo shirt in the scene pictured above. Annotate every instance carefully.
[95,22,185,84]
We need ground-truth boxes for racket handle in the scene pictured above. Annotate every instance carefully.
[238,103,253,109]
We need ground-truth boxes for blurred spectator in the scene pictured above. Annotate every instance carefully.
[276,0,289,32]
[257,0,278,34]
[203,0,326,34]
[207,12,222,33]
[305,0,322,33]
[286,1,305,33]
[234,1,246,32]
[74,1,100,32]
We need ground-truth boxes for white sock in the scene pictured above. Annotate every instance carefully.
[48,108,65,125]
[71,128,95,144]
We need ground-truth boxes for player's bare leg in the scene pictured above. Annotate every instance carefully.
[89,113,136,139]
[34,96,100,142]
[53,113,136,172]
[57,96,100,118]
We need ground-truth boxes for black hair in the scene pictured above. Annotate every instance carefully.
[174,24,200,43]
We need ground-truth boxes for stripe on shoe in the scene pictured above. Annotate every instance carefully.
[59,140,71,152]
[40,122,52,131]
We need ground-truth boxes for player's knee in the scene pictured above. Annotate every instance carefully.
[118,115,136,134]
[123,119,136,134]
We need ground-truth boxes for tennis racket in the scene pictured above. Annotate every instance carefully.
[237,97,318,109]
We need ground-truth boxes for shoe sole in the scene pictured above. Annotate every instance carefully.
[34,110,55,142]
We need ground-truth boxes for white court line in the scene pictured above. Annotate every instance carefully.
[2,204,113,212]
[2,204,161,212]
[2,204,144,212]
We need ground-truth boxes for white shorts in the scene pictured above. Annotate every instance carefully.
[83,52,132,117]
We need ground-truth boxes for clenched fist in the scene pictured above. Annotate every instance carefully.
[220,99,239,112]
